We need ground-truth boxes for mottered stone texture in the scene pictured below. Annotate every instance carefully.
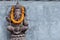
[0,1,60,40]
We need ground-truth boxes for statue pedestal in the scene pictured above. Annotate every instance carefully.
[10,34,26,40]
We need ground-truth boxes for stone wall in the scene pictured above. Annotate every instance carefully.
[0,1,60,40]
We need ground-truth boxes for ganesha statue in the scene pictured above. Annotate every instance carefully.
[6,2,28,40]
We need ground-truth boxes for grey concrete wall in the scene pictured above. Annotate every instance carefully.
[0,1,60,40]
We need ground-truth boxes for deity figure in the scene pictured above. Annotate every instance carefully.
[6,2,28,40]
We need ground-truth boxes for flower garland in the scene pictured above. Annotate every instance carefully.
[10,5,25,24]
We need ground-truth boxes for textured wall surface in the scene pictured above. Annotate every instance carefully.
[0,0,60,1]
[0,1,60,40]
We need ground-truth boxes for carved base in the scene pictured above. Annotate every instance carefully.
[10,34,26,40]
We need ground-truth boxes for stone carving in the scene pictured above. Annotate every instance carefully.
[6,2,28,40]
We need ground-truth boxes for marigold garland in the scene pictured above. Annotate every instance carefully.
[10,6,25,24]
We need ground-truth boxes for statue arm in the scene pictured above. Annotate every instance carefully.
[6,11,12,22]
[23,7,28,26]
